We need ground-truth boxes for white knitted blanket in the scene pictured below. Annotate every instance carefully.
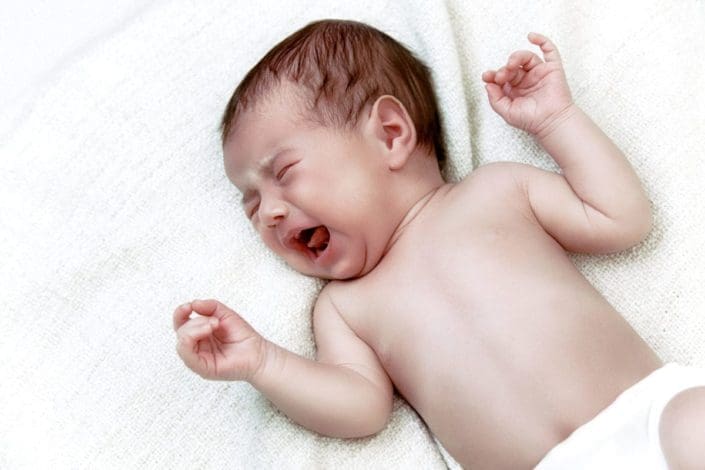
[1,0,703,468]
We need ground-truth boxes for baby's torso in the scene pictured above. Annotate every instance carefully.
[327,170,661,469]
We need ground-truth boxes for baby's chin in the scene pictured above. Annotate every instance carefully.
[291,254,371,281]
[295,264,359,282]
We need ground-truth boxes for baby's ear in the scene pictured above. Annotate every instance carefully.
[364,95,417,170]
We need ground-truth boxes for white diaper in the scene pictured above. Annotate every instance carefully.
[535,363,705,470]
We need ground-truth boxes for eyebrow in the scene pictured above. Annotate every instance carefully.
[239,147,293,205]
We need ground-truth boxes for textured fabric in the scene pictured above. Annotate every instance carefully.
[1,1,704,468]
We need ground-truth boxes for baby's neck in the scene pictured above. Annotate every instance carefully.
[382,175,447,257]
[387,187,441,249]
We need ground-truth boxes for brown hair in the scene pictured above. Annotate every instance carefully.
[220,19,445,168]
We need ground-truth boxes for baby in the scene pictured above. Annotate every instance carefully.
[173,20,705,468]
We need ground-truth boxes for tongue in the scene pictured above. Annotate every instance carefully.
[307,226,329,251]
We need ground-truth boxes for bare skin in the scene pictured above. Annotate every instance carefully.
[317,171,661,467]
[660,386,705,470]
[173,33,701,468]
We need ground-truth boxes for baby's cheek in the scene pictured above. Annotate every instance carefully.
[260,232,280,253]
[286,181,317,207]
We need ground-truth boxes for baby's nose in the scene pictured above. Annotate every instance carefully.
[261,197,288,227]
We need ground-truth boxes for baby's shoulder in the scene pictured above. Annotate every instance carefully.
[458,161,528,188]
[315,274,381,323]
[316,279,357,313]
[449,161,532,208]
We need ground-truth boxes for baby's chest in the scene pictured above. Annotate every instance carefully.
[338,213,580,361]
[372,218,551,308]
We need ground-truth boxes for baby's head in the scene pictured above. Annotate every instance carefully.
[221,19,445,166]
[221,20,445,280]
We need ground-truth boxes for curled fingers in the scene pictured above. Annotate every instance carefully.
[528,32,562,63]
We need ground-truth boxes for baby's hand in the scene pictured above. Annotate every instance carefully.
[173,299,266,382]
[482,33,573,137]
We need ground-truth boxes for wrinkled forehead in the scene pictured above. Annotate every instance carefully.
[222,85,311,182]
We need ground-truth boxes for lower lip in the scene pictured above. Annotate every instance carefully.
[313,236,333,266]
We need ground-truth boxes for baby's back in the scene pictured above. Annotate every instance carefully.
[328,163,661,468]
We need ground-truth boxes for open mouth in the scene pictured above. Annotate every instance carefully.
[294,225,330,258]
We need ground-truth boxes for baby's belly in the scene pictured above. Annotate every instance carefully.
[374,272,661,468]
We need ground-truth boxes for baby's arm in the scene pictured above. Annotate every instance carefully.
[483,33,652,253]
[253,289,393,437]
[173,292,393,438]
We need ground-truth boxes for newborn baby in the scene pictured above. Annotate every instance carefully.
[174,20,705,468]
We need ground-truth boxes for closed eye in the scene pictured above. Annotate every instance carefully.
[246,201,260,219]
[276,162,297,181]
